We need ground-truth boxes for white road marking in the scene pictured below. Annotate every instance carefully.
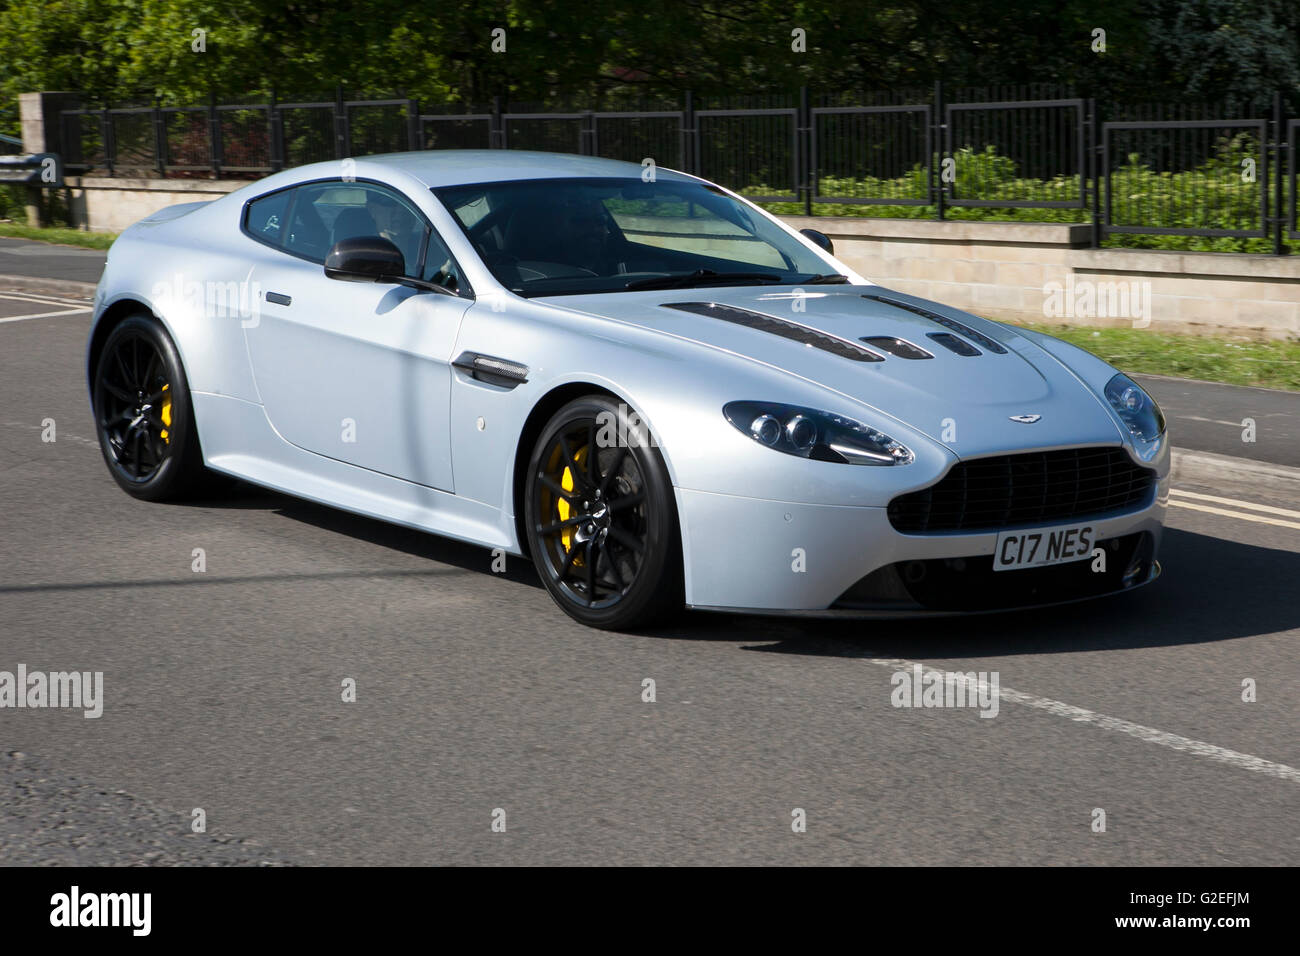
[0,290,92,307]
[0,290,92,322]
[866,658,1300,783]
[1170,500,1300,531]
[1171,488,1300,520]
[0,306,92,324]
[1177,414,1248,428]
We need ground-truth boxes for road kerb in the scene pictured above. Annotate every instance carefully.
[0,273,97,297]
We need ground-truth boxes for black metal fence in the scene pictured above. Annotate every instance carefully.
[54,85,1298,252]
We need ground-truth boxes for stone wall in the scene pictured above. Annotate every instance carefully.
[781,216,1299,341]
[62,176,245,234]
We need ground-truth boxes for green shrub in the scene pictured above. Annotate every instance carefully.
[0,185,27,223]
[751,143,1294,254]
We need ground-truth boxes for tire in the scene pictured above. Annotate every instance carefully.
[91,314,211,501]
[524,396,683,630]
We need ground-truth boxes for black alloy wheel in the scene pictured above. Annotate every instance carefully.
[525,396,682,629]
[92,315,208,500]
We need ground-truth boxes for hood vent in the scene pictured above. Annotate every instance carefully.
[662,301,885,362]
[861,293,1008,354]
[927,332,982,357]
[860,336,933,360]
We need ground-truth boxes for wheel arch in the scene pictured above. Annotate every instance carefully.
[87,298,147,398]
[85,296,194,401]
[510,380,685,560]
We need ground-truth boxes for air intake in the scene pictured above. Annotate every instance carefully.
[860,336,933,360]
[662,301,884,362]
[927,332,982,357]
[861,294,1007,354]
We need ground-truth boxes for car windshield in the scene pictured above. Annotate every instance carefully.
[433,176,836,296]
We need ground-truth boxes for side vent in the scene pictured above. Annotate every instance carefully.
[452,351,529,388]
[662,301,885,362]
[861,293,1008,354]
[860,336,933,360]
[927,332,982,357]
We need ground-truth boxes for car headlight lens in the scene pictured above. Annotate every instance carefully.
[723,401,913,465]
[1104,373,1166,460]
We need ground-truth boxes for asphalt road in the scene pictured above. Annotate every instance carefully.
[0,237,107,285]
[1,287,1297,865]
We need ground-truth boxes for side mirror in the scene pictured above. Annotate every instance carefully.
[800,228,834,255]
[324,236,405,282]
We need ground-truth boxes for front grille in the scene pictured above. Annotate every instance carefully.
[887,447,1156,533]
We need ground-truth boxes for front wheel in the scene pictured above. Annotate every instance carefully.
[92,314,209,501]
[524,396,682,630]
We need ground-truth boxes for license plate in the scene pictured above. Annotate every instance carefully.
[993,522,1096,572]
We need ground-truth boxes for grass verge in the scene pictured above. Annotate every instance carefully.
[0,223,117,250]
[1013,323,1300,392]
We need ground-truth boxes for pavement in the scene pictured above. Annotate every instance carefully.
[0,254,1296,866]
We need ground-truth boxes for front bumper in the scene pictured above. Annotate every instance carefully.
[675,475,1168,615]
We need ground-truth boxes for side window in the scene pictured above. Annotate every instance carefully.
[421,228,464,292]
[282,181,427,276]
[245,189,292,247]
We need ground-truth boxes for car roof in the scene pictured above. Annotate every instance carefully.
[322,149,698,189]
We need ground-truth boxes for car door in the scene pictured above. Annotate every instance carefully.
[241,179,472,492]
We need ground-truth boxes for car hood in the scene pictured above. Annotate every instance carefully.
[544,285,1126,457]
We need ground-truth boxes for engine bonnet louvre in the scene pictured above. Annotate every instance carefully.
[927,332,982,356]
[859,336,933,359]
[861,293,1008,354]
[661,301,885,362]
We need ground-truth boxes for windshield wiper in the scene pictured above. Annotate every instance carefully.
[623,269,783,291]
[803,273,850,284]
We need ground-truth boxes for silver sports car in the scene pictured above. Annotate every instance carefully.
[87,150,1168,628]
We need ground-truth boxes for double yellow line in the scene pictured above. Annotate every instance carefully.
[1170,489,1300,531]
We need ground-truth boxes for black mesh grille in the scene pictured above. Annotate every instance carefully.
[888,447,1156,533]
[662,302,884,361]
[860,336,933,359]
[927,332,982,357]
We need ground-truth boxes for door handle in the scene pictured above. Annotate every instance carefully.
[266,291,292,306]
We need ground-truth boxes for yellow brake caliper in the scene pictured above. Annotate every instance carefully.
[159,383,172,444]
[557,446,588,561]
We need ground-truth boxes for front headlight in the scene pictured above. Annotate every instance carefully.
[723,401,914,465]
[1104,373,1166,461]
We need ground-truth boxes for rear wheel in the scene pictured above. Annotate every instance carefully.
[524,396,682,630]
[92,314,209,501]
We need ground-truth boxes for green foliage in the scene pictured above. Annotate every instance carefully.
[0,185,25,222]
[1014,323,1300,390]
[756,143,1295,253]
[0,0,1290,115]
[1144,0,1300,112]
[0,222,117,248]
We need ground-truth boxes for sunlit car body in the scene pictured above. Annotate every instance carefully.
[87,150,1169,628]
